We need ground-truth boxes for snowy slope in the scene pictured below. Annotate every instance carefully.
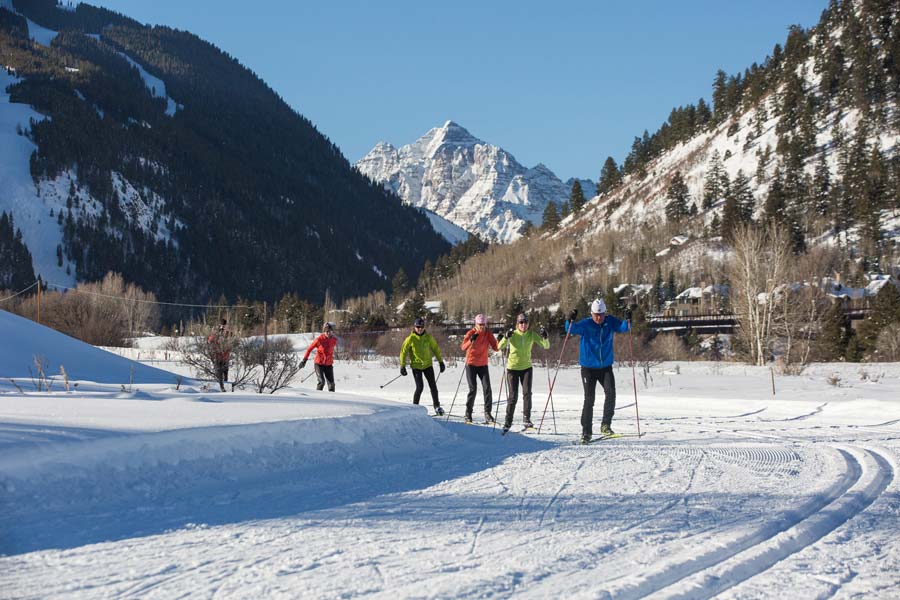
[0,69,73,285]
[560,71,900,258]
[0,309,177,384]
[357,121,590,243]
[421,207,470,245]
[0,65,180,285]
[1,316,899,598]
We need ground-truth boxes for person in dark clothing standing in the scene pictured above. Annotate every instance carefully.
[460,313,499,424]
[207,318,232,392]
[301,322,338,392]
[565,298,631,444]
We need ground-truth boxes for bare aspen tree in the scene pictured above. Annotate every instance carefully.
[727,223,791,366]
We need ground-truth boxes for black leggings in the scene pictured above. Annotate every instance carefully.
[580,366,615,437]
[465,364,493,416]
[412,366,440,408]
[504,367,533,426]
[315,363,335,392]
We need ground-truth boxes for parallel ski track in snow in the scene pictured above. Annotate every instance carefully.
[608,445,894,599]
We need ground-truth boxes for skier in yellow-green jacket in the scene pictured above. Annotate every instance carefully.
[497,313,550,433]
[399,317,446,416]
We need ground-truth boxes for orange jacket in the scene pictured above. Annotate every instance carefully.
[461,328,498,366]
[304,333,338,366]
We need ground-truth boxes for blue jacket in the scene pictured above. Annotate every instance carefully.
[565,315,629,369]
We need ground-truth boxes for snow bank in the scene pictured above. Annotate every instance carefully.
[0,309,178,384]
[0,404,475,554]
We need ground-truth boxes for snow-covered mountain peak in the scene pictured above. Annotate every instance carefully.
[357,122,592,243]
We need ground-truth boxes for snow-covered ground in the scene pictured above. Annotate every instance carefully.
[1,314,899,598]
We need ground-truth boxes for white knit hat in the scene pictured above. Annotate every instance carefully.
[590,298,607,314]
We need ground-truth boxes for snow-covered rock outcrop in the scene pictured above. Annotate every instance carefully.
[357,121,582,243]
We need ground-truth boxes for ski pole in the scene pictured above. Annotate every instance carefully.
[445,362,467,422]
[538,320,573,434]
[492,341,510,433]
[301,369,315,383]
[628,318,641,437]
[380,373,403,389]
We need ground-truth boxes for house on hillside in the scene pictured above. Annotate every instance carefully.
[663,283,729,317]
[825,273,899,310]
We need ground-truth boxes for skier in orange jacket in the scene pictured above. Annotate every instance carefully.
[460,313,499,424]
[301,322,338,391]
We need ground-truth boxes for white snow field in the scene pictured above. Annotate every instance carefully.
[1,318,899,598]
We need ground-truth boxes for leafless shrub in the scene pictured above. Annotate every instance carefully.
[16,273,159,346]
[727,223,791,366]
[827,374,841,387]
[60,365,69,391]
[29,354,52,391]
[875,323,900,362]
[648,334,690,361]
[244,338,302,394]
[7,378,24,393]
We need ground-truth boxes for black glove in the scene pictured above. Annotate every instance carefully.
[299,359,307,369]
[507,329,514,339]
[540,326,548,339]
[439,362,445,373]
[470,332,478,343]
[625,308,633,321]
[496,331,504,341]
[400,366,407,376]
[567,309,577,321]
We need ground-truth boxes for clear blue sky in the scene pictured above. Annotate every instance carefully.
[89,0,826,181]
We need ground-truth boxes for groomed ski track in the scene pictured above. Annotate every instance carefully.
[2,360,900,599]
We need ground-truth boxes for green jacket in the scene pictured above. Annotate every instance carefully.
[400,331,444,370]
[498,329,550,370]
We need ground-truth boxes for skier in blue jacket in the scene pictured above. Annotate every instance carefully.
[566,298,631,444]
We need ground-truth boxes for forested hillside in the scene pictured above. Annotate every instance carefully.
[0,0,448,306]
[416,0,900,324]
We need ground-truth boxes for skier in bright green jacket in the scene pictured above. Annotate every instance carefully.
[497,313,550,433]
[399,317,446,416]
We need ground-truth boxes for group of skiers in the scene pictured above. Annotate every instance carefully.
[295,299,631,443]
[213,298,632,443]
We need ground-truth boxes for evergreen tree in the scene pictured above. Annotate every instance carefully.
[764,167,788,224]
[702,150,727,210]
[666,270,678,302]
[816,301,851,361]
[596,156,622,196]
[856,283,900,356]
[665,171,690,223]
[812,152,831,216]
[391,268,410,301]
[541,202,560,230]
[730,170,755,224]
[569,180,586,214]
[859,145,886,270]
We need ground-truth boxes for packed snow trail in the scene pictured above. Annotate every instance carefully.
[2,358,900,598]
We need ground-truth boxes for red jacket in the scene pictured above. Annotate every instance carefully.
[207,329,231,362]
[461,328,498,367]
[304,333,338,366]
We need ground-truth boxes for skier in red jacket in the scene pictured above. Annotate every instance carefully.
[301,322,338,391]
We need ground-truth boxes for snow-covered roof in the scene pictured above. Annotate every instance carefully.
[670,235,690,246]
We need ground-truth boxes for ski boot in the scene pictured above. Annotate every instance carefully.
[600,424,615,436]
[580,434,592,445]
[434,406,445,417]
[464,413,473,424]
[483,413,496,425]
[522,421,535,431]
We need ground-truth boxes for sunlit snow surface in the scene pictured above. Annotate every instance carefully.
[1,316,899,598]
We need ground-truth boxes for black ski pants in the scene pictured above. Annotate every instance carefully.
[580,366,615,437]
[315,363,335,392]
[214,360,229,391]
[504,367,533,427]
[412,366,440,408]
[465,364,493,417]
